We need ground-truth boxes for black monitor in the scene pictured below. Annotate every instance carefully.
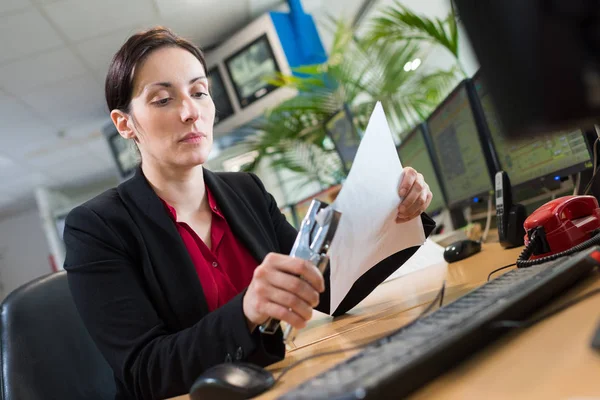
[398,124,447,214]
[106,131,138,179]
[454,0,600,137]
[208,66,234,124]
[224,34,281,108]
[472,72,593,188]
[425,80,498,208]
[324,106,361,175]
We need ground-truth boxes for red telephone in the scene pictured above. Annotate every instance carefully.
[523,195,600,260]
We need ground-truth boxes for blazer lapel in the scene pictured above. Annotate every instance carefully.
[203,169,274,263]
[118,168,210,325]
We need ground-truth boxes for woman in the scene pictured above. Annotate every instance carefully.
[63,27,434,400]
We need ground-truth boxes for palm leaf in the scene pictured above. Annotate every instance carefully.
[242,11,459,191]
[365,1,466,76]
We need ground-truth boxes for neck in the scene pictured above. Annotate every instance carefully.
[141,161,208,217]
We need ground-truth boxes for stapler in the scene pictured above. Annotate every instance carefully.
[259,199,341,344]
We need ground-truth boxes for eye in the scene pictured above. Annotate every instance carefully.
[152,97,171,106]
[193,91,209,99]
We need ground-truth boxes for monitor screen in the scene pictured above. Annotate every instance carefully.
[107,133,138,178]
[208,66,234,124]
[473,73,592,186]
[398,125,446,213]
[225,34,280,108]
[426,82,493,206]
[325,108,361,174]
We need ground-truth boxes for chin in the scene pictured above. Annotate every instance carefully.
[188,149,212,166]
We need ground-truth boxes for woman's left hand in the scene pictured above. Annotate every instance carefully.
[396,167,432,223]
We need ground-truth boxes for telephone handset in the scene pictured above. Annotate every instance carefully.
[518,195,600,267]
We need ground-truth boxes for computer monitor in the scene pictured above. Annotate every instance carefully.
[453,0,600,137]
[208,66,234,125]
[224,34,281,109]
[425,80,497,208]
[324,107,361,175]
[397,124,446,214]
[106,131,138,179]
[472,72,593,188]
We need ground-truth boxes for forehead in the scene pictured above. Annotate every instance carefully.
[133,46,206,92]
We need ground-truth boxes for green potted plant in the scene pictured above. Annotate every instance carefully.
[243,4,464,199]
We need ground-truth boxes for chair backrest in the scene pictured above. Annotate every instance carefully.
[0,271,116,400]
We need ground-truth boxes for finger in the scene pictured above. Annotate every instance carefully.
[399,167,417,198]
[267,270,320,307]
[396,210,422,223]
[399,173,425,214]
[262,253,325,293]
[262,302,307,330]
[424,191,433,210]
[404,183,429,216]
[267,287,313,321]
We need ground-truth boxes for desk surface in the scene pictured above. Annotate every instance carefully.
[170,239,600,400]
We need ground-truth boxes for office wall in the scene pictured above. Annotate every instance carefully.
[0,208,51,301]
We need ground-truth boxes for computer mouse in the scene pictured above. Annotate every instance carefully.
[443,239,482,263]
[189,362,275,400]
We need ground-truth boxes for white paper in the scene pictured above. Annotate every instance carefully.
[384,239,447,282]
[328,102,426,312]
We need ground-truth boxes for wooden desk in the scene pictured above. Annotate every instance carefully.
[171,241,600,400]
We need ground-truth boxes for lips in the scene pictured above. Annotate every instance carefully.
[180,132,206,142]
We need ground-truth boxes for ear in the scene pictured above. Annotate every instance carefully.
[110,109,136,140]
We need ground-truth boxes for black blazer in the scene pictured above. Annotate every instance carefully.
[63,168,434,400]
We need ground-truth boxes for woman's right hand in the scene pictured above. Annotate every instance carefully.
[243,252,325,331]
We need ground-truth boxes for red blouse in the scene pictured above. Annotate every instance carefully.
[160,187,259,311]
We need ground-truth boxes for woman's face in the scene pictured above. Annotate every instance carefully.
[112,46,215,169]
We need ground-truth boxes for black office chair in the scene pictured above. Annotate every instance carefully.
[0,271,116,400]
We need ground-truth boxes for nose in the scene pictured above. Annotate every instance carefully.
[179,95,200,124]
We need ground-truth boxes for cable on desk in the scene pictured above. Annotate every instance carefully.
[487,263,517,281]
[492,288,600,329]
[273,280,447,385]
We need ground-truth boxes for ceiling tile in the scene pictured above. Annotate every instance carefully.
[0,93,58,155]
[160,7,249,48]
[0,9,63,65]
[0,0,33,16]
[75,27,148,79]
[43,0,158,42]
[19,74,107,129]
[43,152,113,185]
[0,47,88,93]
[33,0,68,5]
[25,137,102,169]
[0,160,22,182]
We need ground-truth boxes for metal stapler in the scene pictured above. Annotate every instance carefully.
[259,199,341,344]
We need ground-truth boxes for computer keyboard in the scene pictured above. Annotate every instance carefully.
[279,247,600,400]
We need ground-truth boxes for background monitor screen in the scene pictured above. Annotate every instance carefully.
[208,66,234,124]
[225,34,280,108]
[426,82,493,206]
[398,125,446,213]
[108,133,138,178]
[325,108,361,174]
[473,74,592,186]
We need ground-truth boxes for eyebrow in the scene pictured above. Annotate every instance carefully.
[146,76,207,90]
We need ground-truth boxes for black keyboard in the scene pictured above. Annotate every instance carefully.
[279,247,600,399]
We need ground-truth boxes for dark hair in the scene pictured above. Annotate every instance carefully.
[105,26,208,113]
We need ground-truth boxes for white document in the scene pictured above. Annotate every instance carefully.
[328,102,426,313]
[384,239,447,282]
